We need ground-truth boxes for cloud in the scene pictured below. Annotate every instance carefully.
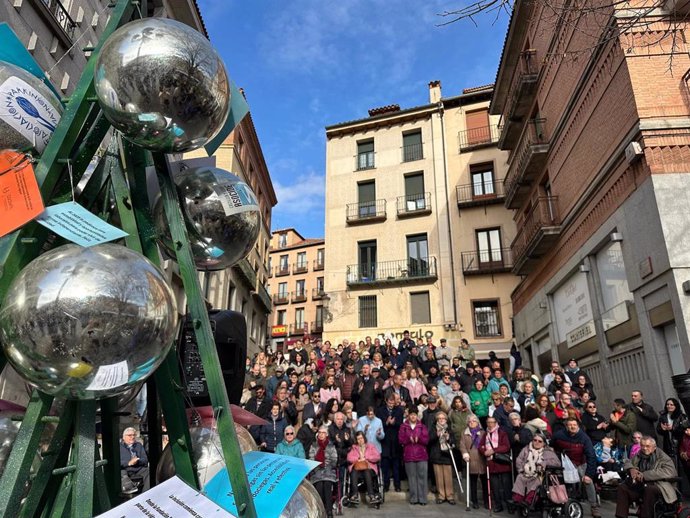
[272,170,325,219]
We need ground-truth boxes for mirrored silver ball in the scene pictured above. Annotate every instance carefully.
[0,61,63,154]
[0,410,21,479]
[153,167,261,270]
[94,18,229,152]
[281,481,327,518]
[0,244,178,399]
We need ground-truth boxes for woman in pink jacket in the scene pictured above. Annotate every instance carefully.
[346,431,381,505]
[319,374,342,403]
[398,407,429,505]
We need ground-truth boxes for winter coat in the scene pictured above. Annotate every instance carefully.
[340,371,358,401]
[297,423,316,457]
[628,402,659,440]
[449,409,471,445]
[328,423,353,466]
[512,446,560,497]
[509,425,533,459]
[384,385,413,408]
[624,448,678,503]
[351,376,383,416]
[376,404,404,458]
[275,439,306,459]
[404,379,427,404]
[469,388,491,418]
[552,428,597,479]
[479,427,511,474]
[355,416,385,452]
[309,441,338,483]
[610,409,637,448]
[524,418,549,438]
[581,412,608,444]
[346,442,381,474]
[460,428,487,475]
[258,415,287,453]
[429,423,455,465]
[656,410,689,458]
[319,385,341,403]
[398,420,429,463]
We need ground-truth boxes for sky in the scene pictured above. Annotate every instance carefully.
[198,0,510,239]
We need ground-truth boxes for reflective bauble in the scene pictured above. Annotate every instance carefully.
[281,481,326,518]
[0,410,21,478]
[0,61,63,153]
[94,18,229,152]
[153,167,260,270]
[0,244,178,399]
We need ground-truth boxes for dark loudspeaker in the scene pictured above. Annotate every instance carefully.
[178,310,247,406]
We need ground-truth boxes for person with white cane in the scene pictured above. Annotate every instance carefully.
[480,416,512,513]
[429,411,457,504]
[460,415,487,509]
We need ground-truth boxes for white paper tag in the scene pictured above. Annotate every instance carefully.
[0,75,61,152]
[86,360,129,391]
[213,181,259,217]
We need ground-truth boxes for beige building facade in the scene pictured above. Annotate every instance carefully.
[323,82,519,357]
[268,229,326,352]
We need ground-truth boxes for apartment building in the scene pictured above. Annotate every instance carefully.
[268,229,326,352]
[323,82,519,357]
[491,0,690,408]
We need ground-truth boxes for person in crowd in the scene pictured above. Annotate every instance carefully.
[573,373,596,401]
[581,400,609,445]
[487,368,511,394]
[290,340,309,365]
[404,367,428,404]
[543,361,570,390]
[276,425,306,458]
[323,398,340,427]
[488,392,504,418]
[460,415,487,509]
[259,402,288,453]
[398,407,429,506]
[508,412,533,461]
[421,347,440,377]
[444,378,468,410]
[342,401,358,429]
[459,338,476,366]
[274,385,298,426]
[266,366,287,399]
[329,411,353,490]
[303,391,325,424]
[346,431,382,504]
[594,435,623,471]
[417,393,430,416]
[356,406,385,452]
[547,372,567,398]
[609,398,637,450]
[376,394,404,492]
[319,373,341,404]
[480,415,512,513]
[429,411,456,505]
[384,373,413,408]
[309,426,338,518]
[630,432,643,458]
[678,425,690,486]
[657,397,688,466]
[437,372,454,401]
[564,358,590,386]
[294,381,311,427]
[629,390,659,441]
[552,418,600,518]
[509,344,522,375]
[615,436,678,518]
[351,364,383,417]
[436,338,453,369]
[448,395,472,445]
[297,418,320,457]
[512,433,560,504]
[516,380,537,410]
[470,379,491,428]
[338,360,358,402]
[244,384,271,422]
[120,427,149,494]
[422,396,442,430]
[398,330,415,352]
[523,405,549,438]
[458,363,479,394]
[550,392,579,436]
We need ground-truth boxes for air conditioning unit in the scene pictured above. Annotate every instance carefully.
[625,141,643,164]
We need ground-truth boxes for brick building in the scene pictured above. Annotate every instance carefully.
[492,0,690,409]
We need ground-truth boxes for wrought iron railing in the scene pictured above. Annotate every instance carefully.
[311,320,324,333]
[511,196,560,261]
[346,257,437,284]
[313,258,325,271]
[293,262,308,274]
[312,287,326,300]
[504,118,549,196]
[291,290,307,303]
[461,248,513,274]
[456,181,504,205]
[396,192,431,215]
[272,292,289,304]
[458,124,500,150]
[346,199,386,222]
[402,142,424,162]
[40,0,77,40]
[274,265,290,277]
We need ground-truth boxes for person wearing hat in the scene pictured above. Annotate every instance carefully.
[436,338,453,369]
[422,396,442,430]
[266,365,286,400]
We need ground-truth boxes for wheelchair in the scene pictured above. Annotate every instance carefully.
[512,466,584,518]
[340,462,384,510]
[630,479,687,518]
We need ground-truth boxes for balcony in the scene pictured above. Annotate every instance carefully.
[498,49,540,150]
[293,262,308,274]
[402,142,424,162]
[313,258,325,271]
[233,259,257,289]
[461,248,514,275]
[504,118,551,209]
[396,192,432,218]
[312,287,326,300]
[456,181,505,209]
[252,283,272,313]
[291,290,307,303]
[458,125,500,152]
[346,257,437,288]
[311,321,324,333]
[37,0,77,45]
[346,199,386,225]
[355,152,375,171]
[273,293,289,305]
[289,323,307,336]
[274,265,290,277]
[512,196,562,274]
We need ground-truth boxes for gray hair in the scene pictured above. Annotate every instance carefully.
[284,425,295,435]
[122,427,137,439]
[509,412,521,421]
[640,435,657,447]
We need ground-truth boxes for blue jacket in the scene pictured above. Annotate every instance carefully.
[120,440,148,473]
[259,415,288,453]
[275,439,306,459]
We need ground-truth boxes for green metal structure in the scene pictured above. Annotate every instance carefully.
[0,1,256,516]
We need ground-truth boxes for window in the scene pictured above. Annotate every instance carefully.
[358,240,377,281]
[315,305,324,326]
[228,285,235,310]
[359,295,377,328]
[403,130,423,162]
[295,308,305,328]
[358,181,376,217]
[251,310,257,339]
[476,228,503,266]
[316,277,324,293]
[296,252,307,270]
[316,248,325,268]
[473,300,501,337]
[279,233,287,247]
[407,234,429,276]
[357,139,375,170]
[404,173,426,211]
[277,310,286,325]
[471,163,495,197]
[410,291,431,324]
[296,279,306,296]
[595,241,632,312]
[241,298,247,316]
[268,257,272,272]
[465,109,490,145]
[279,255,288,272]
[278,282,288,297]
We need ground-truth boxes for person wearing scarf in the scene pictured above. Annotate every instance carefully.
[656,398,688,467]
[345,431,381,505]
[309,426,338,518]
[479,416,512,513]
[512,434,560,504]
[429,411,456,504]
[460,415,488,509]
[398,407,429,505]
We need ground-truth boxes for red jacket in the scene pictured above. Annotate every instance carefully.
[479,427,511,473]
[398,420,429,462]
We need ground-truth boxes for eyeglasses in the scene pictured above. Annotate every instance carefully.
[532,438,544,443]
[285,432,295,436]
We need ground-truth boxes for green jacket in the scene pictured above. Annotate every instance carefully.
[610,409,637,448]
[469,388,491,418]
[449,409,472,444]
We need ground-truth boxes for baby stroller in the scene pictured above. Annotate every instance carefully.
[513,466,583,518]
[340,462,384,509]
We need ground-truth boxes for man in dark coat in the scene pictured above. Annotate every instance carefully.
[302,391,325,423]
[629,390,659,441]
[120,427,149,493]
[351,363,383,416]
[383,373,413,408]
[376,394,404,491]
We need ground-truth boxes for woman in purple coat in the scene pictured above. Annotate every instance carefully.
[398,407,429,505]
[479,415,512,512]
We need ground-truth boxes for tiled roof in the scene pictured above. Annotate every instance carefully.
[462,83,494,94]
[368,104,401,117]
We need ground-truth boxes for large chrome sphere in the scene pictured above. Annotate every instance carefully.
[94,18,229,152]
[0,244,178,399]
[153,167,260,270]
[281,481,326,518]
[0,410,21,478]
[0,61,63,154]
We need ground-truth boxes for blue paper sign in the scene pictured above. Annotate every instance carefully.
[203,80,250,156]
[36,202,128,247]
[204,451,319,518]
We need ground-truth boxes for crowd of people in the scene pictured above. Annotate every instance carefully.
[239,333,689,518]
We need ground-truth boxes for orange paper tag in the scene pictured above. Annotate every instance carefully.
[0,150,45,238]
